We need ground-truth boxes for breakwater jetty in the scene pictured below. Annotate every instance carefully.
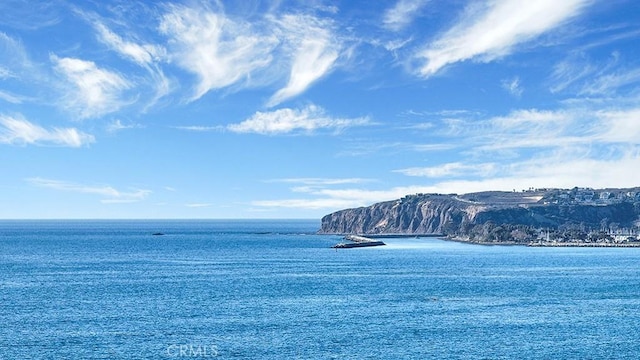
[366,234,444,239]
[332,235,386,248]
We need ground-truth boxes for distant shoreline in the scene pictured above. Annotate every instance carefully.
[444,236,523,246]
[446,235,640,247]
[367,234,640,247]
[527,242,640,247]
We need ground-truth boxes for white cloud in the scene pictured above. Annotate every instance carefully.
[464,107,640,152]
[51,55,131,119]
[94,22,164,66]
[0,115,94,147]
[269,178,373,186]
[253,174,452,210]
[0,32,31,67]
[550,52,640,97]
[254,102,640,212]
[549,54,597,93]
[185,203,212,208]
[100,199,143,204]
[159,4,277,101]
[579,67,640,96]
[0,1,61,30]
[421,152,640,195]
[27,177,151,203]
[252,185,447,211]
[0,66,12,79]
[0,90,27,104]
[172,125,223,132]
[411,143,457,152]
[106,119,143,133]
[155,4,344,106]
[416,0,590,77]
[0,31,40,83]
[253,151,640,211]
[501,76,523,97]
[92,21,172,109]
[595,108,640,143]
[404,122,434,130]
[384,37,414,56]
[275,177,375,195]
[437,108,579,152]
[383,0,428,32]
[227,104,370,135]
[395,162,497,178]
[252,198,362,210]
[267,14,341,107]
[394,105,640,196]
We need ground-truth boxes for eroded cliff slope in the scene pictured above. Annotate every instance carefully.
[319,188,640,238]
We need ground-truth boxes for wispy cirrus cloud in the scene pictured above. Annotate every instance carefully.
[383,0,429,32]
[393,104,640,190]
[255,102,640,212]
[252,184,444,210]
[172,125,223,132]
[416,0,591,77]
[0,90,27,104]
[27,177,151,203]
[395,162,497,178]
[185,203,212,208]
[158,4,344,106]
[93,22,164,66]
[106,119,143,133]
[266,14,341,107]
[411,143,457,152]
[550,51,640,96]
[159,3,277,102]
[411,149,640,196]
[430,108,577,153]
[579,66,640,96]
[267,178,374,186]
[334,139,456,158]
[89,19,173,109]
[549,53,599,93]
[452,106,640,152]
[227,104,370,135]
[252,198,361,211]
[254,176,432,211]
[268,177,375,194]
[501,76,523,97]
[51,55,131,119]
[0,66,12,79]
[253,153,640,211]
[0,115,94,147]
[594,108,640,143]
[0,31,37,80]
[0,0,61,30]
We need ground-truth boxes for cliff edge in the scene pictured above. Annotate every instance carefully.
[319,188,640,243]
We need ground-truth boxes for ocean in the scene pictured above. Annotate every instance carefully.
[1,219,640,359]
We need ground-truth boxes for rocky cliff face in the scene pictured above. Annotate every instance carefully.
[319,194,470,234]
[319,189,640,235]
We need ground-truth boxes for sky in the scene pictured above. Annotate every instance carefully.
[1,0,639,219]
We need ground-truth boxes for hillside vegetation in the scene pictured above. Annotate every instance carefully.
[319,187,640,244]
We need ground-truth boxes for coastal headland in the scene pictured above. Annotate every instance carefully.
[320,187,640,247]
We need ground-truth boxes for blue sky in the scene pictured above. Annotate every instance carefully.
[1,0,639,219]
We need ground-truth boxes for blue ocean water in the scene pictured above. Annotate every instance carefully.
[1,220,640,359]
